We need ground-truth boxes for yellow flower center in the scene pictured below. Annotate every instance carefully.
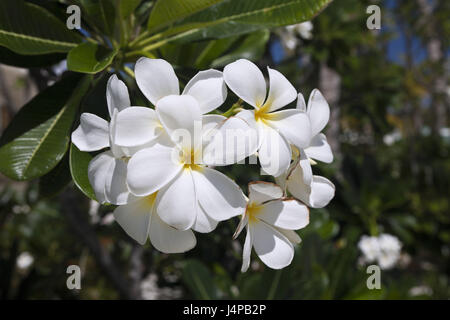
[145,192,158,207]
[246,202,263,224]
[254,103,276,125]
[181,147,202,171]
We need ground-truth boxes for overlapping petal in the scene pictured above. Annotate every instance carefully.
[149,211,197,253]
[183,70,227,114]
[113,196,151,245]
[127,142,182,196]
[107,75,131,116]
[265,109,311,149]
[135,58,179,105]
[264,67,297,112]
[114,107,162,147]
[248,181,283,205]
[304,133,333,163]
[192,167,246,221]
[257,199,309,230]
[223,59,266,108]
[156,169,197,230]
[156,95,202,150]
[307,89,330,137]
[258,125,291,177]
[72,113,109,152]
[251,221,294,270]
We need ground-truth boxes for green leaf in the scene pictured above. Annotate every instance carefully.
[194,36,239,69]
[182,260,218,299]
[39,152,71,199]
[148,0,223,32]
[119,0,142,18]
[69,143,96,201]
[67,42,117,74]
[0,0,82,55]
[210,29,270,67]
[78,0,116,37]
[0,74,91,181]
[0,46,65,68]
[165,0,332,43]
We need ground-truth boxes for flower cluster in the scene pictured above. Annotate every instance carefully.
[358,234,402,270]
[72,58,335,271]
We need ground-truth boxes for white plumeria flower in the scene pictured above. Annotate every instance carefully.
[125,94,253,233]
[113,58,228,148]
[358,234,402,270]
[377,233,402,270]
[288,21,313,40]
[358,235,380,262]
[223,59,311,177]
[233,182,309,272]
[113,193,196,253]
[71,75,135,205]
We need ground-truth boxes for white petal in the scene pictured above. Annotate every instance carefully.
[192,203,219,233]
[104,158,130,205]
[296,92,307,112]
[304,133,333,163]
[135,58,179,105]
[114,107,163,147]
[113,197,151,245]
[223,59,266,108]
[156,170,197,230]
[192,168,246,221]
[298,148,312,185]
[182,69,227,114]
[287,171,335,208]
[248,181,283,205]
[203,116,258,166]
[71,113,109,152]
[264,67,297,112]
[308,176,335,208]
[251,221,294,269]
[266,109,311,149]
[241,227,252,272]
[307,89,330,137]
[277,229,302,244]
[257,199,309,230]
[156,95,202,150]
[258,125,292,177]
[149,211,196,253]
[107,75,130,116]
[202,114,226,138]
[127,143,182,196]
[108,109,128,159]
[88,151,115,204]
[233,214,248,240]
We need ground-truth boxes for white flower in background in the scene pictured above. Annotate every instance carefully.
[72,75,136,205]
[113,193,196,253]
[289,21,313,40]
[233,182,309,272]
[277,21,313,52]
[383,129,402,146]
[223,59,311,177]
[125,94,252,233]
[16,251,34,270]
[377,233,402,269]
[358,235,380,263]
[113,58,227,148]
[358,233,402,270]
